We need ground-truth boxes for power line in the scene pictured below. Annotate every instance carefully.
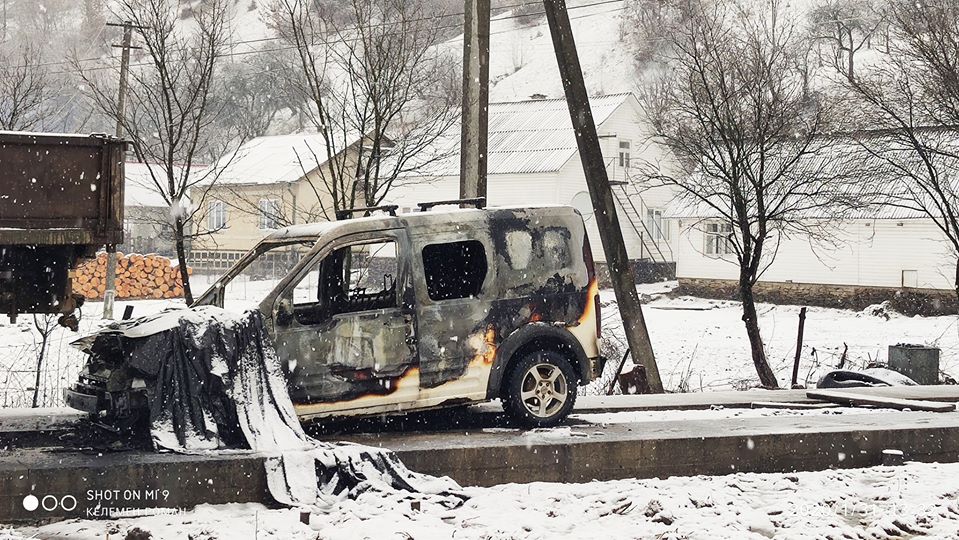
[33,0,625,75]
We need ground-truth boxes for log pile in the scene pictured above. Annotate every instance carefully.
[74,252,192,300]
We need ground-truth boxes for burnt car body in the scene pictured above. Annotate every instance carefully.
[66,206,605,427]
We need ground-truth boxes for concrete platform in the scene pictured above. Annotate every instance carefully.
[3,409,959,523]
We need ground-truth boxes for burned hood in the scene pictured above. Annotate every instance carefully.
[70,305,250,354]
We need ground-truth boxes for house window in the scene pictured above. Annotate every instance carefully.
[704,222,734,255]
[208,201,226,231]
[618,141,631,168]
[422,240,488,301]
[258,198,281,230]
[646,208,668,241]
[902,270,918,288]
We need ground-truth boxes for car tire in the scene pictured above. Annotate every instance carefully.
[503,350,578,428]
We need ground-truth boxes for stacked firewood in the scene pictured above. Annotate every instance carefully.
[73,252,192,300]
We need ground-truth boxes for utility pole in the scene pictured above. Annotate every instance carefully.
[459,0,490,202]
[102,21,141,320]
[542,0,663,392]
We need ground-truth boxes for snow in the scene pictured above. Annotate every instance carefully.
[2,279,957,408]
[604,282,959,392]
[570,405,908,425]
[443,0,635,101]
[206,133,363,186]
[10,461,959,539]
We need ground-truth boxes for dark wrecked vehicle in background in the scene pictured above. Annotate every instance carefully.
[65,204,606,428]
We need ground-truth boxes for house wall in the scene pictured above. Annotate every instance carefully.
[675,218,956,309]
[192,183,299,253]
[121,206,182,257]
[386,96,681,270]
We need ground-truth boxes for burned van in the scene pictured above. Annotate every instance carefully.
[67,205,605,427]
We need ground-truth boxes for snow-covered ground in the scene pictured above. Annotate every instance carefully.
[607,282,959,392]
[8,461,959,539]
[1,279,956,407]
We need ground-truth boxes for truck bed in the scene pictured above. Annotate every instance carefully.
[0,131,125,246]
[0,132,127,321]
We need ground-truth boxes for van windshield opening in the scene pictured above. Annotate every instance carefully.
[194,240,315,312]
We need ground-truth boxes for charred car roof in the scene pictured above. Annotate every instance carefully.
[262,205,581,243]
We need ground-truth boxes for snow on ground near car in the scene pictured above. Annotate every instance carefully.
[2,279,958,406]
[605,282,959,392]
[9,461,959,539]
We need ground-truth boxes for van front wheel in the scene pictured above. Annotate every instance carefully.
[503,350,577,428]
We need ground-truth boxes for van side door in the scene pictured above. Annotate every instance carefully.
[411,234,496,399]
[272,230,419,411]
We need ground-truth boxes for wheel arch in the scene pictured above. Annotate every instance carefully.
[486,323,589,400]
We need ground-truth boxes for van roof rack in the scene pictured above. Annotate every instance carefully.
[417,197,486,211]
[335,205,398,220]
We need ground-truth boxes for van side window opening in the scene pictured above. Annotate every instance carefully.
[422,240,488,301]
[542,230,572,267]
[293,241,398,323]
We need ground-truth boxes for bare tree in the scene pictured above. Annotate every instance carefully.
[75,0,232,304]
[215,50,294,143]
[842,0,959,302]
[268,0,460,220]
[808,0,884,82]
[0,43,57,130]
[637,0,857,388]
[621,0,693,66]
[31,314,57,408]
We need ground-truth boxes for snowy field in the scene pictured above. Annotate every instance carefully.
[1,279,957,407]
[7,461,959,539]
[606,282,959,392]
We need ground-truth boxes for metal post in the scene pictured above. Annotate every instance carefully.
[459,0,490,202]
[791,306,807,388]
[542,0,663,393]
[102,21,136,320]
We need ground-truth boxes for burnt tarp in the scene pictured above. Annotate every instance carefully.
[82,306,462,506]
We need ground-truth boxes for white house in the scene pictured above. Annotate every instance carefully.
[385,93,679,281]
[668,138,958,313]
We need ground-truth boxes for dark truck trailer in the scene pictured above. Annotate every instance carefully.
[0,132,126,326]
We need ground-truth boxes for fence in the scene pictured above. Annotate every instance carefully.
[0,323,88,409]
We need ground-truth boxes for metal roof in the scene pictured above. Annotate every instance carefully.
[664,133,959,221]
[415,93,635,177]
[124,162,201,208]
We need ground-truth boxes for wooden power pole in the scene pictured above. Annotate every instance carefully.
[102,21,141,320]
[542,0,663,392]
[459,0,490,201]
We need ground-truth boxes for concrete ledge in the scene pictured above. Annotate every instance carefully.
[572,385,959,412]
[362,411,959,485]
[3,410,959,523]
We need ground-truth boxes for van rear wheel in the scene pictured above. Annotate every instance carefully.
[503,350,577,428]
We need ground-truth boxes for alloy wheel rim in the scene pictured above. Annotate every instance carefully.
[520,362,568,418]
